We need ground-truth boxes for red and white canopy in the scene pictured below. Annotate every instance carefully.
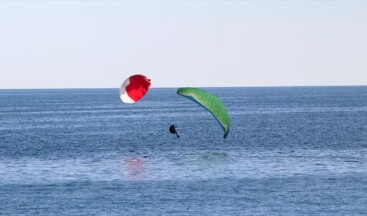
[119,74,151,103]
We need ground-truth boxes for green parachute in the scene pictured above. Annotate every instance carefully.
[177,87,230,138]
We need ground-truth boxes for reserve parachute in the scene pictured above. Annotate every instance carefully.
[120,74,151,103]
[177,87,230,138]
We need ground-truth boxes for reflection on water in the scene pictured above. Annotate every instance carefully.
[121,156,147,180]
[1,149,366,183]
[119,153,231,181]
[197,152,229,161]
[184,152,230,178]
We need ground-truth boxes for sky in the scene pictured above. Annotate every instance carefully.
[0,0,366,89]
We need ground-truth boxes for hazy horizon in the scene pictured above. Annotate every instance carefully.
[2,84,367,91]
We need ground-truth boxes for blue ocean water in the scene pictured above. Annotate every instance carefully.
[0,87,366,215]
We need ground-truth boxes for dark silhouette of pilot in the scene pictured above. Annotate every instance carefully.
[169,124,180,138]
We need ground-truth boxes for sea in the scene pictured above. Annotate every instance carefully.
[0,87,366,215]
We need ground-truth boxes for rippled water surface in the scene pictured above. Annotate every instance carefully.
[1,87,367,215]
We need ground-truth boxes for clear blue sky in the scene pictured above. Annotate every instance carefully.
[0,0,366,89]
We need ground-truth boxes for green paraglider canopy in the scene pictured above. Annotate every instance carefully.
[177,87,230,138]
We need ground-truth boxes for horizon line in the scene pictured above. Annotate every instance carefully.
[1,84,367,91]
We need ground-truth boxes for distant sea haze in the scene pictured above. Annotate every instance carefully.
[1,87,366,215]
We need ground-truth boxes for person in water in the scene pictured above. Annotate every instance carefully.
[169,124,180,138]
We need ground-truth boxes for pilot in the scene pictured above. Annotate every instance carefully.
[169,124,180,138]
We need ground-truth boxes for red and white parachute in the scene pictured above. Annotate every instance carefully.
[119,74,151,103]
